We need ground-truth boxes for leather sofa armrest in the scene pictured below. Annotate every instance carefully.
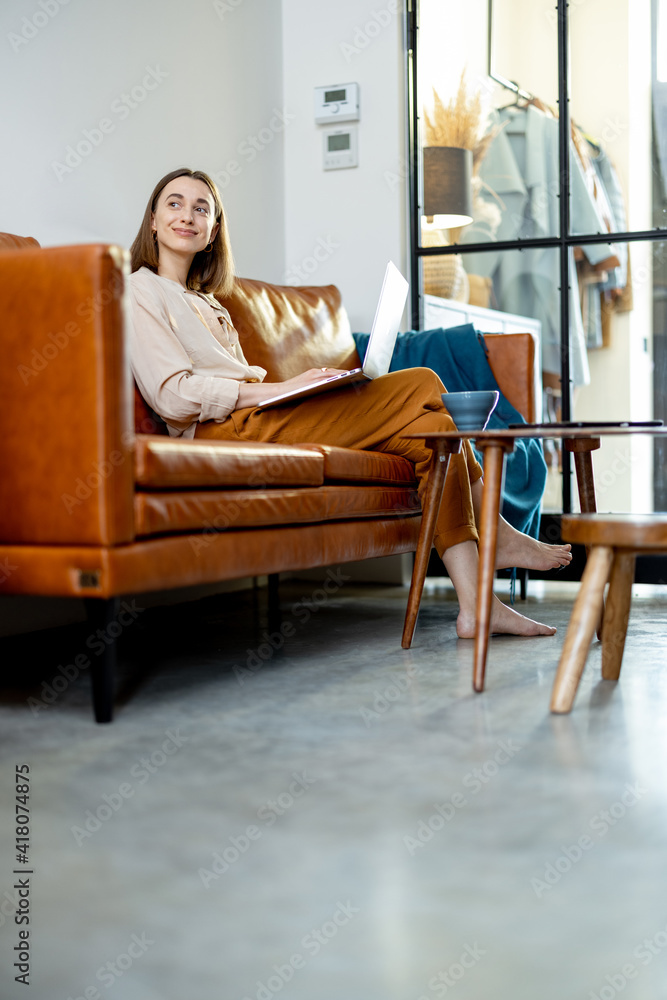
[0,244,135,545]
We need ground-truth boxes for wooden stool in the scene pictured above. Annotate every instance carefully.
[550,514,667,714]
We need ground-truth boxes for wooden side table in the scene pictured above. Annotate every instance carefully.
[402,425,667,695]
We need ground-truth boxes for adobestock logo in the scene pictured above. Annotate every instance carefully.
[198,771,318,888]
[212,0,244,19]
[51,65,168,182]
[403,740,523,856]
[8,0,72,53]
[530,781,648,899]
[339,1,399,64]
[282,235,340,285]
[66,932,155,1000]
[211,107,296,191]
[70,729,190,846]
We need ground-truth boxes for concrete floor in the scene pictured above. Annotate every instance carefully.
[0,574,666,1000]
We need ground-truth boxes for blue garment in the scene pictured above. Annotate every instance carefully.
[353,324,547,539]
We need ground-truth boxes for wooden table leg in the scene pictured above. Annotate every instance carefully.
[472,441,510,692]
[566,438,600,514]
[402,440,461,648]
[572,446,604,648]
[565,436,604,639]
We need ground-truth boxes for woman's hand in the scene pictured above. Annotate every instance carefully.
[236,367,349,409]
[281,367,348,390]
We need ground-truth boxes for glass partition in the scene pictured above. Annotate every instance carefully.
[411,0,667,533]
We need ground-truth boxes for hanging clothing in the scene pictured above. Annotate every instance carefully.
[462,104,621,385]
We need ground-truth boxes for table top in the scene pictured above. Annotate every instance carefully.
[405,425,667,442]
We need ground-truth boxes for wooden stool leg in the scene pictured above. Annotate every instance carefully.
[550,545,614,714]
[601,553,635,680]
[402,448,453,648]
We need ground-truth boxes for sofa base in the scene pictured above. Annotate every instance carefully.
[0,516,422,600]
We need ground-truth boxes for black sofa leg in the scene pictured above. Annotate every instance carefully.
[267,573,281,633]
[83,597,120,723]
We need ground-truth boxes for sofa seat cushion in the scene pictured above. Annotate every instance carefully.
[298,444,417,485]
[134,485,420,538]
[135,434,324,489]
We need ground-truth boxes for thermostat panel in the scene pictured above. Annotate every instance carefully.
[323,126,358,170]
[314,83,359,124]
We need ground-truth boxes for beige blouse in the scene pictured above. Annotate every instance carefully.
[127,267,267,438]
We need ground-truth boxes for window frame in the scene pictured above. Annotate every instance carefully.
[405,0,667,519]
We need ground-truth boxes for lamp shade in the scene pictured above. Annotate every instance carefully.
[423,146,473,227]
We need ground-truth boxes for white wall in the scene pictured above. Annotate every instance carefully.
[0,0,285,281]
[281,0,407,331]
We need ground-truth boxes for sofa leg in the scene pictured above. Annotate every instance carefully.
[84,597,120,723]
[267,573,281,633]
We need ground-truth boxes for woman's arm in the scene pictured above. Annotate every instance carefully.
[236,368,348,408]
[129,283,247,431]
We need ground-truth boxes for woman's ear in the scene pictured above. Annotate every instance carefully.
[210,221,220,243]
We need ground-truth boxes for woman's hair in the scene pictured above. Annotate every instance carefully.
[130,167,235,296]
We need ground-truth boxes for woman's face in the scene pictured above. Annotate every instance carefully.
[151,176,220,257]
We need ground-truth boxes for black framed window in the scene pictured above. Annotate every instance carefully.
[406,0,667,548]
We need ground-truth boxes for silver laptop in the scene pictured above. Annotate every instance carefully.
[256,261,409,409]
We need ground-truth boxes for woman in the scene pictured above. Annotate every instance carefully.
[128,168,571,639]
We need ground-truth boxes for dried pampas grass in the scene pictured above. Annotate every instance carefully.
[423,71,499,176]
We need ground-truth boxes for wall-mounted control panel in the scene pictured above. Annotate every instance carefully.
[322,126,358,170]
[314,83,360,125]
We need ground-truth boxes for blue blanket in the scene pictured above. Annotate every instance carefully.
[353,324,547,539]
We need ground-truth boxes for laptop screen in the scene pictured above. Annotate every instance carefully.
[361,261,409,379]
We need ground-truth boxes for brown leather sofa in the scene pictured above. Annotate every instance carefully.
[0,234,539,722]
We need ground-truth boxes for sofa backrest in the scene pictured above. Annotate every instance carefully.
[0,232,40,250]
[219,276,361,381]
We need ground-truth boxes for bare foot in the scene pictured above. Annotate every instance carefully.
[457,595,557,638]
[495,529,572,572]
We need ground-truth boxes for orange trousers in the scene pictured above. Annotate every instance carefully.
[195,367,483,556]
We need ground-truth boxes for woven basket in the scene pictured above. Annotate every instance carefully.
[421,228,469,302]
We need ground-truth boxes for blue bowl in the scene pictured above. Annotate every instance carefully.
[442,390,499,431]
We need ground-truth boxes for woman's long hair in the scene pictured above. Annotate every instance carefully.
[129,167,235,296]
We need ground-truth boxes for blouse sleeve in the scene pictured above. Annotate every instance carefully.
[127,277,245,434]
